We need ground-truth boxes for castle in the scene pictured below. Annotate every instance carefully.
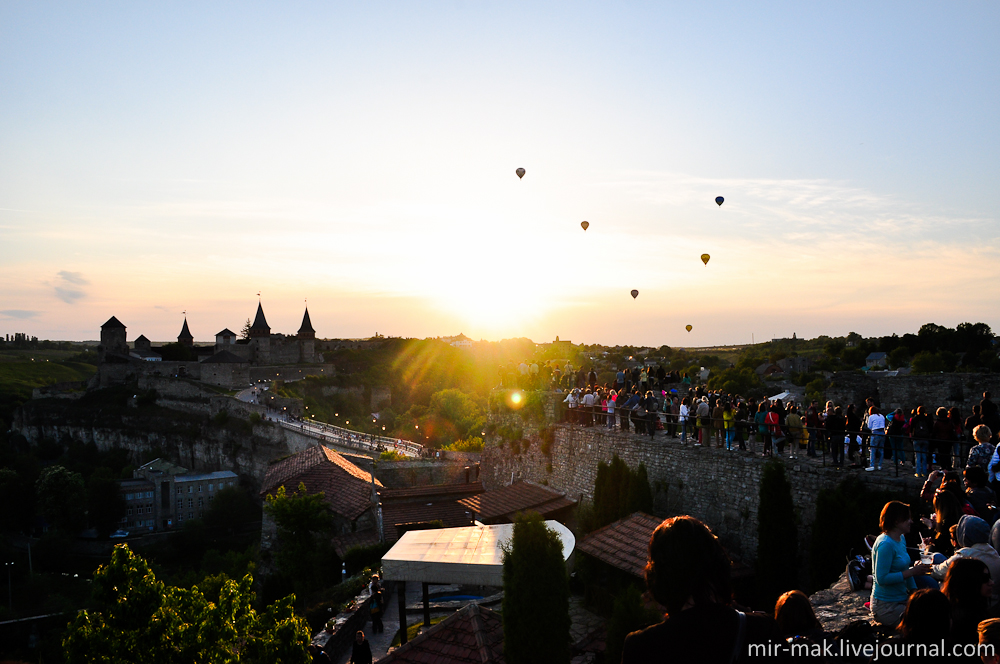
[95,302,325,388]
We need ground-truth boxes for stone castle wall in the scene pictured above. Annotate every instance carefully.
[825,372,1000,414]
[482,422,922,571]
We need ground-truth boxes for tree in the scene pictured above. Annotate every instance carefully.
[756,460,798,608]
[240,318,252,341]
[63,544,310,664]
[263,483,334,595]
[887,346,911,369]
[204,486,262,536]
[502,512,571,664]
[87,467,126,537]
[36,465,86,533]
[588,456,653,532]
[158,342,195,362]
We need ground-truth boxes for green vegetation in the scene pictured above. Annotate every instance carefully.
[0,352,96,422]
[580,455,653,535]
[391,614,449,647]
[502,512,571,664]
[63,544,310,664]
[263,483,335,601]
[756,460,798,607]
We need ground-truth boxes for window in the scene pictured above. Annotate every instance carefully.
[229,481,234,487]
[176,487,182,495]
[126,493,133,501]
[188,499,193,508]
[188,512,193,519]
[208,495,214,503]
[188,486,193,494]
[146,491,153,499]
[198,484,203,493]
[127,508,133,516]
[208,483,213,492]
[177,500,182,510]
[178,514,184,522]
[146,506,152,514]
[121,516,128,524]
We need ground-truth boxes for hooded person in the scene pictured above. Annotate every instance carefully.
[931,515,1000,606]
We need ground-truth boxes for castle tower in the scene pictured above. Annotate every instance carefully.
[98,316,128,363]
[297,307,316,363]
[249,302,271,364]
[177,318,194,347]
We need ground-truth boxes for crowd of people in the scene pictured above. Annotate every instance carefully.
[621,513,1000,663]
[558,377,1000,476]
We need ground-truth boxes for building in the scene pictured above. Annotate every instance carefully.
[376,604,504,664]
[119,458,239,532]
[379,481,484,543]
[866,352,888,369]
[456,481,575,525]
[259,445,382,536]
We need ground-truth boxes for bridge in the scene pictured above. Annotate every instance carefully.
[278,419,424,458]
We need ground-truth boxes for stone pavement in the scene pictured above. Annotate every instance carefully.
[810,571,872,633]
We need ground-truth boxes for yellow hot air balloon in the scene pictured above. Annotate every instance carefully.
[581,221,589,231]
[516,168,525,179]
[686,325,693,332]
[701,253,711,266]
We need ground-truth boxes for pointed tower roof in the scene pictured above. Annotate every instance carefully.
[102,316,126,330]
[249,302,270,337]
[297,307,315,338]
[178,317,194,345]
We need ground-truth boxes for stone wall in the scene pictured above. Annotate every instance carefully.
[249,364,334,383]
[825,372,1000,414]
[481,418,922,577]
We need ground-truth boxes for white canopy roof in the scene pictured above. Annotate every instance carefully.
[381,520,575,586]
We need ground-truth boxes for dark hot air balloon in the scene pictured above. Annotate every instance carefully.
[715,196,724,206]
[686,325,693,332]
[581,221,589,231]
[630,290,639,300]
[701,253,711,266]
[516,168,525,179]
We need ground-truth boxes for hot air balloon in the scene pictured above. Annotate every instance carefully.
[630,290,639,300]
[581,221,589,231]
[516,168,525,179]
[715,196,724,206]
[686,325,693,332]
[701,253,711,266]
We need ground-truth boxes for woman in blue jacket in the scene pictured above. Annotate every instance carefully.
[871,501,932,627]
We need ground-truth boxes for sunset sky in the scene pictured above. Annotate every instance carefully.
[2,3,998,347]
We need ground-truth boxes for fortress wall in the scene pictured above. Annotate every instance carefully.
[481,423,921,568]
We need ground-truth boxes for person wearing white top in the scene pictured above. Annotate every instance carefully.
[606,390,617,429]
[678,398,690,444]
[866,406,887,471]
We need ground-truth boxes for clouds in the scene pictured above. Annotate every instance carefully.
[0,309,40,320]
[54,271,88,304]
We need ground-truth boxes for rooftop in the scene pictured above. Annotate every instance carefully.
[175,470,239,483]
[260,445,382,520]
[202,350,247,364]
[377,603,504,664]
[381,500,474,543]
[576,512,662,578]
[381,520,575,587]
[457,481,576,522]
[380,482,483,501]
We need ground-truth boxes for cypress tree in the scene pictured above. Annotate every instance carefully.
[756,459,798,607]
[502,512,571,664]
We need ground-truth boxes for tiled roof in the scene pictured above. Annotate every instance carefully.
[576,512,663,579]
[381,500,473,543]
[102,316,126,329]
[377,603,504,664]
[457,481,576,522]
[260,445,382,521]
[330,529,380,558]
[380,482,483,501]
[215,328,236,337]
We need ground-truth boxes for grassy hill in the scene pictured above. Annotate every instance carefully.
[0,350,96,424]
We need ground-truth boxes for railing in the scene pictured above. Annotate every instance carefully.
[554,399,981,478]
[279,420,424,458]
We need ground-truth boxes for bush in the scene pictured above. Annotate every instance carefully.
[581,455,653,534]
[441,437,484,453]
[342,543,390,576]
